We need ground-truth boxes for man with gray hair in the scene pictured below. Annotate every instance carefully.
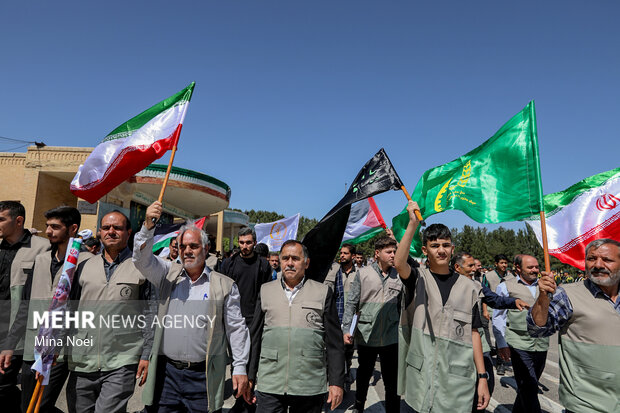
[528,238,620,413]
[135,201,250,412]
[249,240,344,412]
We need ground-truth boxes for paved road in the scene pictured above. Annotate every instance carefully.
[43,332,566,412]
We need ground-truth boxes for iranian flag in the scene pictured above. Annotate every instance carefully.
[71,82,195,203]
[342,197,386,245]
[526,167,620,270]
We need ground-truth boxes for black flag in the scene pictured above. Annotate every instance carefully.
[302,148,404,282]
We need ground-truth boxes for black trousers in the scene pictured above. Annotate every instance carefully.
[356,343,400,413]
[21,360,69,413]
[0,354,22,412]
[509,347,547,413]
[255,391,325,413]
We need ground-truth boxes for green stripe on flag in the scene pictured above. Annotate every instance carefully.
[341,226,385,246]
[540,167,620,218]
[104,82,195,142]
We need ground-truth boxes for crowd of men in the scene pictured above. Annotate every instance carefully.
[0,198,618,413]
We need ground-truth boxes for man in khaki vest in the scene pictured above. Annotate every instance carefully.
[528,238,620,413]
[493,254,548,413]
[0,200,49,411]
[395,201,490,413]
[66,210,152,413]
[248,240,344,412]
[136,201,250,412]
[323,243,357,383]
[1,206,85,412]
[341,237,401,412]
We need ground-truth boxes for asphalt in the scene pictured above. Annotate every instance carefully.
[34,332,565,412]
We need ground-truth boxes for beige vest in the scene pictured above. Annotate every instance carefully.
[257,279,330,396]
[142,264,234,412]
[485,269,514,295]
[355,264,402,346]
[558,282,620,412]
[504,277,549,352]
[399,268,479,412]
[68,255,146,372]
[323,262,356,303]
[8,234,50,351]
[23,250,93,361]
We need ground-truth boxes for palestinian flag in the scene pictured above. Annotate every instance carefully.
[153,222,183,254]
[71,82,195,203]
[342,197,386,245]
[526,167,620,270]
[153,217,208,256]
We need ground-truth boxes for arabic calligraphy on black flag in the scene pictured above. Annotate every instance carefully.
[302,148,404,282]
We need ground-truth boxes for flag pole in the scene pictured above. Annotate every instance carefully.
[400,185,426,227]
[151,126,182,224]
[26,376,43,413]
[539,211,554,299]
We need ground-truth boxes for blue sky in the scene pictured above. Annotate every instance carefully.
[1,1,618,231]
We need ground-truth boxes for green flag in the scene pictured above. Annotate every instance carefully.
[392,101,544,256]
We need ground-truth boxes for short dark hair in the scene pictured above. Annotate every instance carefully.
[341,243,356,255]
[422,223,452,245]
[45,206,81,230]
[0,201,25,221]
[280,239,309,259]
[374,236,397,251]
[450,251,472,269]
[268,251,279,257]
[254,243,269,258]
[494,254,508,263]
[238,227,256,241]
[514,254,523,268]
[83,237,100,248]
[99,210,131,230]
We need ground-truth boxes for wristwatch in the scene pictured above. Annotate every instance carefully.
[478,372,490,380]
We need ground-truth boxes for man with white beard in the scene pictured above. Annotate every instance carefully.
[528,238,620,413]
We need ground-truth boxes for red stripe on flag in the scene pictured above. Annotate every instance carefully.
[70,134,176,203]
[550,215,620,270]
[366,197,386,229]
[67,254,78,265]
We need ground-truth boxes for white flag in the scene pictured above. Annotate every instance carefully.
[255,214,300,251]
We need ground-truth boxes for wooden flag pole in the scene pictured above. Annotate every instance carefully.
[26,376,43,413]
[151,141,179,224]
[539,211,552,273]
[400,185,426,227]
[539,210,554,298]
[34,384,44,413]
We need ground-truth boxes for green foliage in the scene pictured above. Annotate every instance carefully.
[451,224,578,274]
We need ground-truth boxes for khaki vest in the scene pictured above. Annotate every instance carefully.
[206,253,218,270]
[355,264,402,347]
[323,262,356,305]
[256,279,329,396]
[485,269,514,296]
[8,234,50,351]
[557,282,620,413]
[23,251,92,361]
[472,279,490,354]
[504,277,549,352]
[398,268,479,413]
[68,255,146,372]
[142,264,233,412]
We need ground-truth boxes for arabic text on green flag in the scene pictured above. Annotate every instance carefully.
[392,101,544,256]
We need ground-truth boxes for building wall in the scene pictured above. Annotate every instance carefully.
[0,153,26,202]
